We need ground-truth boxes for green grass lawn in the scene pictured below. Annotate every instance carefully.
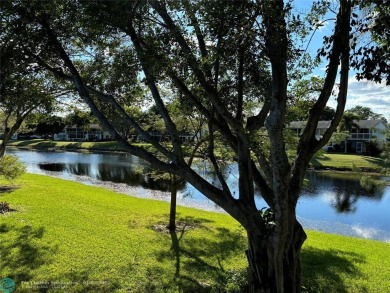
[311,153,388,172]
[6,139,170,156]
[1,174,389,292]
[6,139,127,152]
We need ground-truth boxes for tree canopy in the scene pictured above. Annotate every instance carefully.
[0,4,60,156]
[352,0,390,85]
[345,105,386,121]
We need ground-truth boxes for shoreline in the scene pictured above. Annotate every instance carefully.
[7,140,386,174]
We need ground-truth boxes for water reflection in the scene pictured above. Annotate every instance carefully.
[39,163,65,172]
[332,191,359,213]
[12,149,388,206]
[302,172,384,214]
[39,159,180,191]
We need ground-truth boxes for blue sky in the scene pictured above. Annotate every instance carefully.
[292,0,390,121]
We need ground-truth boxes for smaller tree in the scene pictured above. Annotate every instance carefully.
[0,155,25,213]
[145,99,207,231]
[0,155,26,182]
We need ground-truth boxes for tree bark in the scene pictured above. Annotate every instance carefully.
[0,141,7,158]
[167,175,178,231]
[246,218,307,293]
[0,114,27,158]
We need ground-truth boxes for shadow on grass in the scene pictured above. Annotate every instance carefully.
[301,247,366,293]
[63,142,83,149]
[150,216,246,292]
[310,157,327,168]
[0,185,20,195]
[364,156,389,168]
[10,139,48,147]
[0,224,57,287]
[0,223,120,293]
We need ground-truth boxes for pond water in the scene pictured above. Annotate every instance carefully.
[6,148,390,242]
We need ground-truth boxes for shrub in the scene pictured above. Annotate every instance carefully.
[364,140,383,157]
[360,175,388,192]
[212,268,248,293]
[0,155,26,181]
[0,201,11,213]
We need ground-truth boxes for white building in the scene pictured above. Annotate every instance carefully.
[289,119,388,153]
[54,124,112,141]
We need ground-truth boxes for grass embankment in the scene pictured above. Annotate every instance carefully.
[7,139,390,173]
[310,153,388,172]
[1,174,389,292]
[6,139,129,152]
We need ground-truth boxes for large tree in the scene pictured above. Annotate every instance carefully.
[0,10,60,157]
[0,68,56,157]
[2,0,361,292]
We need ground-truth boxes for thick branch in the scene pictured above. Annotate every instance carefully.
[167,69,238,149]
[0,108,34,157]
[29,50,174,160]
[37,18,182,174]
[126,22,185,163]
[236,41,245,121]
[250,160,275,209]
[182,0,207,59]
[207,119,233,197]
[148,0,245,136]
[246,98,271,132]
[291,0,351,202]
[296,1,351,160]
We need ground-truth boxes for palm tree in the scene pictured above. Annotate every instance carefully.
[338,112,360,132]
[338,113,360,153]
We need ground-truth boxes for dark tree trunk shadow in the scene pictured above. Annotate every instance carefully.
[152,217,248,292]
[0,185,20,194]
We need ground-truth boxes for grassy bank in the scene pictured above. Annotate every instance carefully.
[1,174,389,292]
[311,153,388,172]
[6,139,389,173]
[6,139,129,152]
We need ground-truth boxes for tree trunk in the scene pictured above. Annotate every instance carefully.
[246,220,307,293]
[0,114,29,158]
[0,133,12,158]
[167,175,178,231]
[0,142,6,158]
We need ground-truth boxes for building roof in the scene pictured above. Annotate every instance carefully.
[289,119,387,129]
[64,124,104,130]
[289,120,331,129]
[354,119,387,128]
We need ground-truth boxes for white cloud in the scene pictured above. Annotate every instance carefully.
[315,20,331,32]
[327,77,390,121]
[352,225,382,239]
